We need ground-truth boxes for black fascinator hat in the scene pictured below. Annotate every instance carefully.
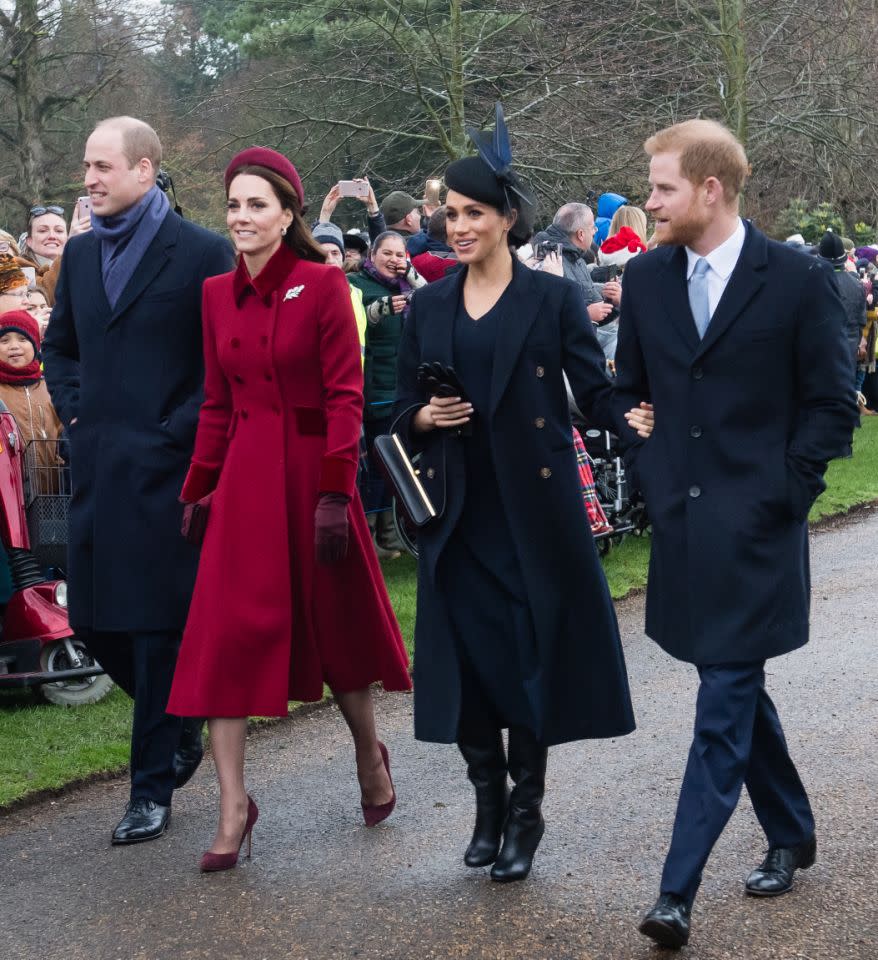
[445,103,535,247]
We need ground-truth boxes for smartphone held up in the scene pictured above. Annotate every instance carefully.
[337,180,370,198]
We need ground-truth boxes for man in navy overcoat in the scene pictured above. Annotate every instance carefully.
[613,119,857,949]
[43,117,234,844]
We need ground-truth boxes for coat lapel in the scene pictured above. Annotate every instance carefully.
[657,245,702,355]
[489,259,545,416]
[694,222,767,359]
[421,267,462,369]
[107,211,180,327]
[84,233,112,316]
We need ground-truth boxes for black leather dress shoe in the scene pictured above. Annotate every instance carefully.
[745,835,816,896]
[174,718,205,790]
[639,893,691,949]
[111,799,171,845]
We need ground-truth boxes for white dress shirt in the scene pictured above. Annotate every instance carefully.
[685,218,746,319]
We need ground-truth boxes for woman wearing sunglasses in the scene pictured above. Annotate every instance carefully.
[21,205,68,270]
[19,204,91,305]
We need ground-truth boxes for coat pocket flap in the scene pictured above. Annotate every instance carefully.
[294,407,327,436]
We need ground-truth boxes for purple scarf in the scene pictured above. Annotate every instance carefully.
[91,185,170,308]
[361,258,414,319]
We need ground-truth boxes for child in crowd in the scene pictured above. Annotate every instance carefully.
[0,310,64,490]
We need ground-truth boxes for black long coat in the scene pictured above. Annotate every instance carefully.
[394,259,636,747]
[43,211,234,632]
[614,222,857,666]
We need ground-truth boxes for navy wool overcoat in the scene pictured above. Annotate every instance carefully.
[394,258,636,747]
[614,223,857,666]
[43,210,234,632]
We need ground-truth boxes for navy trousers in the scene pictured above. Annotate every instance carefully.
[84,630,183,807]
[661,662,815,905]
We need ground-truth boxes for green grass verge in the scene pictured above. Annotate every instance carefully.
[3,417,877,809]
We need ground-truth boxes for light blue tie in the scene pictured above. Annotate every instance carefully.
[688,257,711,339]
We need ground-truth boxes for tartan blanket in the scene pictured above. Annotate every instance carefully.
[572,427,612,535]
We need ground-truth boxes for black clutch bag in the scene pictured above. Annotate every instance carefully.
[374,432,438,527]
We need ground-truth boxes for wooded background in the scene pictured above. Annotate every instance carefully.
[2,0,876,240]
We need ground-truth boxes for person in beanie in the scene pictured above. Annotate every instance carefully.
[614,119,856,949]
[0,310,64,489]
[343,231,369,273]
[312,221,367,369]
[0,254,31,314]
[394,103,650,884]
[818,229,866,382]
[42,116,235,846]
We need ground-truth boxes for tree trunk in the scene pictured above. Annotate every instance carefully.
[9,0,48,216]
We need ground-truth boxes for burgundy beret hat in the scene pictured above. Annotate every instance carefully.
[224,147,304,208]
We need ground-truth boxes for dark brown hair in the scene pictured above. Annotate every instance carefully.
[227,164,325,263]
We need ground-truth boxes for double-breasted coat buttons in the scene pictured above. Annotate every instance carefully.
[540,467,552,479]
[536,366,545,378]
[535,417,546,429]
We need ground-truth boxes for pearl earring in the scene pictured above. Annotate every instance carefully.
[281,226,288,237]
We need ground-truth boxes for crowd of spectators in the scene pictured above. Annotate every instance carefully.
[2,174,876,559]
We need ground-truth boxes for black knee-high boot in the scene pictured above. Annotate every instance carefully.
[490,726,547,883]
[458,733,509,867]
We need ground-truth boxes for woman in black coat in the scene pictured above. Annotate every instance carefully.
[393,108,652,882]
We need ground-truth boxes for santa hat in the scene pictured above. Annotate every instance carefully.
[598,226,647,267]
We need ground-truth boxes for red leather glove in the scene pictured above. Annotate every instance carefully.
[315,493,350,565]
[181,493,212,546]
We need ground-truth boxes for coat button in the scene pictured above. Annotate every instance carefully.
[240,409,249,420]
[540,467,552,479]
[260,336,268,347]
[689,485,701,498]
[692,365,704,380]
[536,366,545,378]
[690,425,702,438]
[231,337,240,349]
[426,467,435,479]
[534,417,546,429]
[272,405,280,415]
[234,374,244,384]
[265,372,273,382]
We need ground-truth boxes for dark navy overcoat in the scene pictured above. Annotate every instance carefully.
[43,210,234,632]
[394,258,636,747]
[614,223,857,666]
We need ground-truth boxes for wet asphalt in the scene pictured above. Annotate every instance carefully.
[1,514,876,960]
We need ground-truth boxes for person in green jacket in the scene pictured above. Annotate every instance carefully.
[349,231,426,552]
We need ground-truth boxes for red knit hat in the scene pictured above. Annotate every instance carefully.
[224,147,305,208]
[600,226,647,256]
[0,309,41,353]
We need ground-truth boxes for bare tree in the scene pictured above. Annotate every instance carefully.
[0,0,144,219]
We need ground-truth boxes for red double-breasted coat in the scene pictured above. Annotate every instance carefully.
[167,245,410,717]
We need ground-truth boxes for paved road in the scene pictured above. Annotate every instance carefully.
[2,516,876,960]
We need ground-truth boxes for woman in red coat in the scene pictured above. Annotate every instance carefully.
[167,148,411,871]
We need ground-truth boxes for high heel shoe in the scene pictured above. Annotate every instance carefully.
[199,796,259,873]
[361,742,396,827]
